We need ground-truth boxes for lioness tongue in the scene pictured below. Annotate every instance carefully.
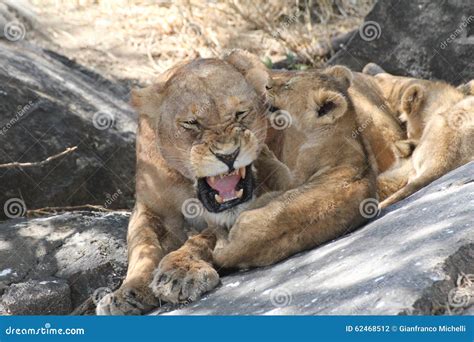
[207,173,241,200]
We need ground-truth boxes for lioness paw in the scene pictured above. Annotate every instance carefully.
[150,251,219,304]
[96,285,157,315]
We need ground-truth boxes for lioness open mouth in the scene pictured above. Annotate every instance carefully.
[197,164,254,213]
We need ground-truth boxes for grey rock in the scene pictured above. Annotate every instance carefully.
[2,278,71,315]
[0,211,129,314]
[0,40,137,218]
[329,0,473,84]
[152,162,474,315]
[1,163,473,315]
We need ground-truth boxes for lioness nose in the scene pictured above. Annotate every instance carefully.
[212,147,240,170]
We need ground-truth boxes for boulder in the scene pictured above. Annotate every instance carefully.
[0,211,129,314]
[0,40,137,219]
[329,0,474,84]
[2,278,71,315]
[151,162,474,315]
[1,166,472,316]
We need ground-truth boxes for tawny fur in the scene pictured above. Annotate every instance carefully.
[96,53,377,315]
[363,63,474,208]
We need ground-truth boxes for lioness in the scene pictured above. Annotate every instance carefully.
[96,52,375,315]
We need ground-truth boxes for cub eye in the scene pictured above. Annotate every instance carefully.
[235,110,248,120]
[265,85,273,90]
[180,119,200,130]
[317,101,335,117]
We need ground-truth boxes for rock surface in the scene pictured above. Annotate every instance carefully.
[2,278,71,315]
[329,0,474,84]
[0,211,129,314]
[0,39,137,219]
[151,162,474,316]
[1,163,473,315]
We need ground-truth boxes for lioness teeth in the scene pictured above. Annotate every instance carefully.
[240,167,246,179]
[236,189,243,198]
[215,194,224,204]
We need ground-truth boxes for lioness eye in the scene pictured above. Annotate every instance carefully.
[180,119,199,130]
[317,101,335,117]
[235,110,248,120]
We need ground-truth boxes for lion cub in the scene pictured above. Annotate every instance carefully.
[364,64,474,207]
[380,96,474,208]
[255,65,376,198]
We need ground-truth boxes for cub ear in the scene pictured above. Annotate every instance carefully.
[393,139,418,158]
[224,49,270,96]
[457,80,474,95]
[401,84,426,117]
[325,65,353,89]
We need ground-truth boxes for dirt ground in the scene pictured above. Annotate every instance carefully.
[26,0,374,85]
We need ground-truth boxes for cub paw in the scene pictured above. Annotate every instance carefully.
[95,284,157,315]
[150,251,220,304]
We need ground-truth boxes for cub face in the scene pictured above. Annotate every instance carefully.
[267,66,353,133]
[132,52,270,214]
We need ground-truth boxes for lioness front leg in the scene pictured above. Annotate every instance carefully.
[96,203,183,315]
[150,229,219,304]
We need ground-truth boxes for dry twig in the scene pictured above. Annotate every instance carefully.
[0,146,78,169]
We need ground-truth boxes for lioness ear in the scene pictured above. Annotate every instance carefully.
[325,65,353,89]
[457,80,474,95]
[224,49,270,96]
[401,84,426,117]
[130,84,163,118]
[131,60,190,117]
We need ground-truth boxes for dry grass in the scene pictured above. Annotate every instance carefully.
[28,0,374,84]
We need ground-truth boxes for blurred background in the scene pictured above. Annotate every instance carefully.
[26,0,374,84]
[0,0,471,215]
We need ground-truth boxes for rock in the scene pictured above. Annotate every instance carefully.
[329,0,473,84]
[0,40,137,219]
[151,161,474,315]
[2,278,71,315]
[0,211,129,314]
[2,163,473,315]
